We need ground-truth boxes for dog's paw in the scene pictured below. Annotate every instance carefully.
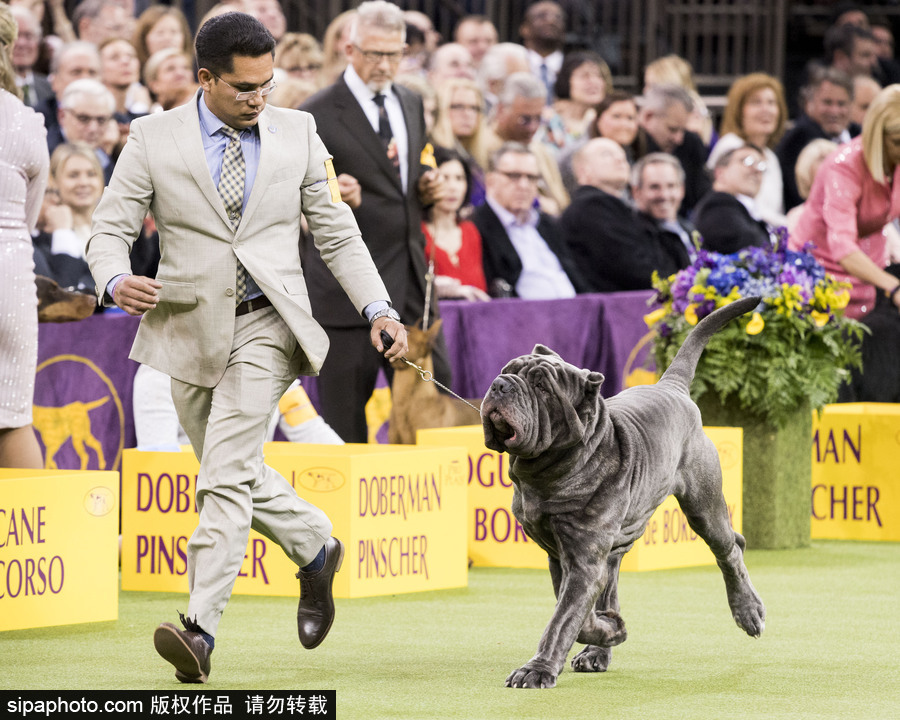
[733,596,766,638]
[505,664,557,689]
[571,646,610,673]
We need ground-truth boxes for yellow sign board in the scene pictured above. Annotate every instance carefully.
[121,443,468,598]
[417,425,743,572]
[810,404,900,541]
[0,469,119,632]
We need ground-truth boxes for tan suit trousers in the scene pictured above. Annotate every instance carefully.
[171,306,332,636]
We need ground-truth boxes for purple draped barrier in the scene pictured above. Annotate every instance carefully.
[33,292,657,470]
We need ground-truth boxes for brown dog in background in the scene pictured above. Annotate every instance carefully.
[388,320,481,444]
[36,275,96,323]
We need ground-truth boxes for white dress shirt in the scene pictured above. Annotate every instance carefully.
[486,196,575,299]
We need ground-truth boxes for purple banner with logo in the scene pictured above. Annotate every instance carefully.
[34,293,657,470]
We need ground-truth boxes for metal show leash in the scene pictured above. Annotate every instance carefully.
[380,330,482,414]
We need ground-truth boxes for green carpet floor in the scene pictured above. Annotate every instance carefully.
[1,541,897,719]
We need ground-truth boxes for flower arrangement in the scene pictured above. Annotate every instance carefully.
[646,231,866,427]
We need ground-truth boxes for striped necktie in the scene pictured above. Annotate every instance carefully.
[218,126,248,303]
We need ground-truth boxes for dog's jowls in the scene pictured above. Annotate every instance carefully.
[482,296,766,689]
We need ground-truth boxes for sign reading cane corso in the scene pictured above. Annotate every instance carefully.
[481,296,766,688]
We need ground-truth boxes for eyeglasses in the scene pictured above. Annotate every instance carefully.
[353,44,406,65]
[515,114,543,127]
[449,103,482,113]
[64,110,112,126]
[286,64,322,74]
[739,154,767,173]
[494,170,541,184]
[211,72,277,101]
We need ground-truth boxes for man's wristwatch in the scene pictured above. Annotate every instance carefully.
[369,307,401,325]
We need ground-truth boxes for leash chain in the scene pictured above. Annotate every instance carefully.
[396,356,482,414]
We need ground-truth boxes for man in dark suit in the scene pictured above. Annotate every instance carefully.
[776,67,859,210]
[10,5,52,110]
[301,0,447,443]
[638,84,711,215]
[631,152,697,265]
[694,144,773,255]
[559,140,689,293]
[472,142,585,298]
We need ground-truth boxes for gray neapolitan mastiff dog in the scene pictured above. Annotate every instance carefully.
[481,296,766,689]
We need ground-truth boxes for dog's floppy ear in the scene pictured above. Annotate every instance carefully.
[532,344,561,358]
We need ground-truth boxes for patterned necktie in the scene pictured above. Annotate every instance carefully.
[218,126,248,303]
[372,93,400,179]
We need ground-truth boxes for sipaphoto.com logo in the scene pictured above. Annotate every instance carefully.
[33,354,125,471]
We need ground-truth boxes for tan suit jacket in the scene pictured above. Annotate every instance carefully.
[87,93,388,387]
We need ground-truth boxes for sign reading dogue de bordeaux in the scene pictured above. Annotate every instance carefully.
[120,443,468,599]
[417,425,743,572]
[0,469,119,632]
[810,404,899,542]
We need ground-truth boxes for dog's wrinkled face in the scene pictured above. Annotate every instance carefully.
[481,345,604,458]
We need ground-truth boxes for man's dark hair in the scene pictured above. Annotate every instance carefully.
[195,12,275,76]
[824,23,874,65]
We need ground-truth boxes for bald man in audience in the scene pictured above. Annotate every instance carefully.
[851,74,881,126]
[427,42,476,92]
[559,140,690,293]
[37,41,101,146]
[478,42,529,112]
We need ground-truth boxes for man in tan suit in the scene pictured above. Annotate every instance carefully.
[86,12,408,684]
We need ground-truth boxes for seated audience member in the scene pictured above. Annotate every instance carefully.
[694,144,773,255]
[472,142,585,299]
[321,9,355,84]
[643,54,715,147]
[707,73,789,228]
[10,5,51,109]
[267,76,319,110]
[248,0,287,42]
[638,83,711,215]
[536,50,611,157]
[776,67,856,211]
[791,84,900,319]
[144,48,197,112]
[403,10,441,56]
[851,74,881,126]
[427,42,476,93]
[785,139,839,236]
[631,152,697,264]
[477,42,529,113]
[132,5,193,69]
[33,143,103,295]
[430,77,491,205]
[72,0,133,46]
[53,78,117,183]
[519,0,566,104]
[38,41,101,146]
[823,22,879,79]
[560,140,689,293]
[559,89,640,195]
[99,37,150,125]
[453,14,497,69]
[487,71,570,214]
[274,33,325,89]
[394,72,437,134]
[422,147,490,301]
[397,22,428,76]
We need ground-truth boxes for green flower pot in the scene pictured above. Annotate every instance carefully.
[697,396,812,550]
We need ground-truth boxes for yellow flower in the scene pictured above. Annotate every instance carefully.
[746,312,765,335]
[810,310,830,327]
[684,304,698,325]
[833,289,850,309]
[643,308,667,327]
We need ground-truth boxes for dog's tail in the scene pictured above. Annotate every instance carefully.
[658,296,761,394]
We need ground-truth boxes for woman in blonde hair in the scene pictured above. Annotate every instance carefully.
[792,84,900,318]
[275,32,325,89]
[431,77,491,205]
[0,3,50,467]
[785,138,837,235]
[321,9,356,85]
[707,72,789,227]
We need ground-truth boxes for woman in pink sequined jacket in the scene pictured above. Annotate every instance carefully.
[791,84,900,319]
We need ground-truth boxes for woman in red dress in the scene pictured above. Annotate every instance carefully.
[422,147,490,301]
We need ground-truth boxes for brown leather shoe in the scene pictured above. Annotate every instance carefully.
[153,617,212,683]
[296,537,344,649]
